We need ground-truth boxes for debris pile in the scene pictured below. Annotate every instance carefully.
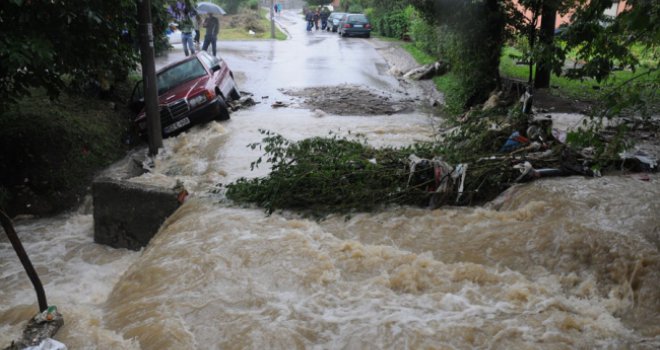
[225,89,658,215]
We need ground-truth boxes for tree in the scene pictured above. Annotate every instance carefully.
[0,0,170,112]
[306,0,333,6]
[411,0,508,108]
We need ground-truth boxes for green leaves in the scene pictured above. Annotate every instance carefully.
[226,131,440,216]
[0,0,170,112]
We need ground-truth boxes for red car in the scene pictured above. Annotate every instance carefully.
[130,51,240,138]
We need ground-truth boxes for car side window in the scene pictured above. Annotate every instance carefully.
[198,52,215,71]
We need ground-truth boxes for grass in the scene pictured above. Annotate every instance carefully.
[201,8,287,41]
[402,43,436,65]
[500,46,659,102]
[402,42,464,114]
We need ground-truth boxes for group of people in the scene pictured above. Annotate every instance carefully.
[305,7,330,32]
[273,2,282,15]
[170,3,220,57]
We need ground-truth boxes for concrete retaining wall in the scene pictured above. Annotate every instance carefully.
[92,150,181,251]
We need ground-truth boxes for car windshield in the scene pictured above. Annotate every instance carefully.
[157,58,207,95]
[347,14,368,23]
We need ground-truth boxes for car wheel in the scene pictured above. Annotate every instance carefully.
[216,96,230,121]
[230,88,240,101]
[365,33,370,38]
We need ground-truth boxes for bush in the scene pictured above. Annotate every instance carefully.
[410,15,440,56]
[225,130,444,216]
[348,4,363,13]
[247,0,259,10]
[0,86,132,216]
[374,10,408,39]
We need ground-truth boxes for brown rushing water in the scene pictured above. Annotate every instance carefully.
[1,108,659,349]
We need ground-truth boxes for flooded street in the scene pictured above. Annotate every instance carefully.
[2,9,660,350]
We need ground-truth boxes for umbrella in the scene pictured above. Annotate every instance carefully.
[196,2,226,15]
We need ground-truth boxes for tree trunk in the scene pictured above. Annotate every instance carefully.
[534,3,557,89]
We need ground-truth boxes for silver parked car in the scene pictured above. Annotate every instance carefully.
[327,12,346,32]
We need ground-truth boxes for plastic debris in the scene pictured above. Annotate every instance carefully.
[499,131,530,153]
[24,338,67,350]
[619,149,657,171]
[34,306,58,324]
[551,128,567,144]
[453,163,468,203]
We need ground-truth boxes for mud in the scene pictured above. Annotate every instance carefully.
[281,84,416,116]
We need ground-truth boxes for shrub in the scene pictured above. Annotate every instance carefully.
[348,4,363,13]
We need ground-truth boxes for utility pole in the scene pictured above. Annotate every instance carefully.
[138,0,163,156]
[270,0,275,39]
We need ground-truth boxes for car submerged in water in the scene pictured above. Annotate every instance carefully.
[130,51,240,138]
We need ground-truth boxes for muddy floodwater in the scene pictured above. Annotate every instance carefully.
[2,108,659,349]
[2,9,660,350]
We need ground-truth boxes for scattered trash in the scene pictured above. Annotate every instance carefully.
[551,128,567,144]
[177,189,189,204]
[24,338,67,350]
[173,180,188,204]
[620,149,658,171]
[634,173,651,181]
[35,306,59,323]
[513,162,564,182]
[499,131,530,153]
[520,87,533,114]
[453,163,468,203]
[248,29,255,35]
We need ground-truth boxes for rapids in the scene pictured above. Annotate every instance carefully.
[1,107,658,349]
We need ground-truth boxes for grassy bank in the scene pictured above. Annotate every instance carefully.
[500,46,659,102]
[0,85,134,216]
[201,8,287,41]
[402,43,465,114]
[402,42,658,114]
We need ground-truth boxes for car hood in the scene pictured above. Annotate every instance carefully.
[158,75,209,104]
[134,75,210,122]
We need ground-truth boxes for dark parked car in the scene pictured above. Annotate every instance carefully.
[326,12,346,32]
[338,13,371,38]
[130,51,240,138]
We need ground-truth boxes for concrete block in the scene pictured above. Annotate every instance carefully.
[92,150,181,251]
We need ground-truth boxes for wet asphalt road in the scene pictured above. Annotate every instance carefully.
[156,9,401,106]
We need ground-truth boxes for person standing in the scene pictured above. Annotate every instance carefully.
[179,10,195,56]
[193,14,201,51]
[313,9,320,31]
[320,7,330,31]
[305,10,314,32]
[202,14,219,56]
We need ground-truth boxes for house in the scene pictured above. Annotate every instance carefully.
[516,0,630,29]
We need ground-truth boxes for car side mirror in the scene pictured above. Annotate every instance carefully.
[211,63,221,72]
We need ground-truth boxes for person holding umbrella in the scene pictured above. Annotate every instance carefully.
[196,2,225,56]
[202,14,219,56]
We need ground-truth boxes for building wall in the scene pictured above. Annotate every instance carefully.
[515,0,629,29]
